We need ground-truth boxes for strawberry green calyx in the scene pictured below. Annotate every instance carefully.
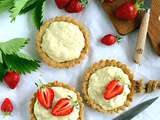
[80,0,88,7]
[68,95,79,109]
[134,0,145,11]
[35,80,45,89]
[116,35,123,43]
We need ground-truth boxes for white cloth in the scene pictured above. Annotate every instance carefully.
[0,0,159,120]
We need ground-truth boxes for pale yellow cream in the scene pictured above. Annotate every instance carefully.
[41,21,85,62]
[34,87,80,120]
[88,67,131,110]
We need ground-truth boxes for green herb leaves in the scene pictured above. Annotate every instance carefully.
[0,0,46,29]
[0,0,13,13]
[32,0,46,29]
[0,38,28,55]
[10,0,30,21]
[0,38,40,81]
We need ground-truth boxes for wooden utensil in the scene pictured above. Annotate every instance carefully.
[134,9,151,64]
[148,0,160,56]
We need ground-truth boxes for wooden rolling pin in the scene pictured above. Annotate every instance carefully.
[134,9,151,64]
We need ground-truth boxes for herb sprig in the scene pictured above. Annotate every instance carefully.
[0,38,40,81]
[0,0,46,29]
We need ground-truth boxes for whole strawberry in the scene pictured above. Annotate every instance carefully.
[100,34,122,46]
[115,0,144,20]
[3,71,20,89]
[1,98,14,116]
[55,0,71,9]
[65,0,88,13]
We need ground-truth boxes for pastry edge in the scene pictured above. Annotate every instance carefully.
[82,59,135,114]
[29,81,84,120]
[36,16,90,68]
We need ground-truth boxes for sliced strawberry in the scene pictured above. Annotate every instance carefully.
[65,0,88,13]
[1,98,13,115]
[51,98,74,116]
[55,0,71,9]
[37,87,54,109]
[104,80,124,100]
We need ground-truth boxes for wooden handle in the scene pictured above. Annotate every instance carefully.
[134,9,151,64]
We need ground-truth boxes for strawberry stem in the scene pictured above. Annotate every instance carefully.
[80,0,88,7]
[134,0,145,11]
[35,80,45,89]
[116,35,123,43]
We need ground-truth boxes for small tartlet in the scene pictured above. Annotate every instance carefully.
[29,81,84,120]
[82,59,135,113]
[36,16,90,68]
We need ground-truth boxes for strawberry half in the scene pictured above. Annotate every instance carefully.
[3,71,20,89]
[51,98,74,116]
[1,98,14,116]
[55,0,71,9]
[37,87,54,109]
[65,0,88,13]
[104,80,124,100]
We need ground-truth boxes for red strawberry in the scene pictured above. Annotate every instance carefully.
[104,80,124,100]
[107,0,116,3]
[1,98,13,115]
[37,87,54,109]
[115,0,144,20]
[100,34,122,46]
[55,0,71,9]
[3,71,20,89]
[65,0,88,13]
[51,98,74,116]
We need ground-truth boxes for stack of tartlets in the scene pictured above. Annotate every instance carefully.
[36,16,90,68]
[30,81,84,120]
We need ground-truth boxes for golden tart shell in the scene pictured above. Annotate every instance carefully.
[29,81,84,120]
[82,59,135,113]
[36,16,90,68]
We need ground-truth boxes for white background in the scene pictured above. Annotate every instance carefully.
[0,0,160,120]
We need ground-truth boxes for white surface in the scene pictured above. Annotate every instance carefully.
[0,0,160,120]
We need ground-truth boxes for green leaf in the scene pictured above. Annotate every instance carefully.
[20,0,38,14]
[32,0,46,29]
[0,38,28,55]
[10,0,30,21]
[16,52,38,61]
[0,63,7,82]
[3,54,40,74]
[0,50,3,63]
[0,0,13,13]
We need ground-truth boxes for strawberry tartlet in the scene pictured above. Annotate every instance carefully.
[82,59,134,113]
[30,81,84,120]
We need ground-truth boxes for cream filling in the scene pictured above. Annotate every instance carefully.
[41,21,85,62]
[88,67,131,110]
[34,87,80,120]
